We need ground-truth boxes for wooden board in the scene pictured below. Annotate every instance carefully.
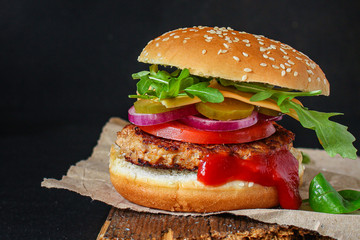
[97,208,334,240]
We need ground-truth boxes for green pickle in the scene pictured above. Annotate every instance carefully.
[196,98,254,120]
[133,99,178,114]
[257,107,281,116]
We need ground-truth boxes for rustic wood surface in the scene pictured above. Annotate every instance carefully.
[97,208,334,240]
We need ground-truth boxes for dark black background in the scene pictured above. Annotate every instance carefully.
[1,0,359,239]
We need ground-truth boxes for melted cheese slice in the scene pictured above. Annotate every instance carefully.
[160,83,300,120]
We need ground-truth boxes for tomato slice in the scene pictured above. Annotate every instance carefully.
[138,120,276,144]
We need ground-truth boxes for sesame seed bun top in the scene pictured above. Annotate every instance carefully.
[138,26,330,95]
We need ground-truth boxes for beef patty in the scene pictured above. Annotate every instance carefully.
[115,123,295,171]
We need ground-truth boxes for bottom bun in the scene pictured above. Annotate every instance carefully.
[109,145,303,213]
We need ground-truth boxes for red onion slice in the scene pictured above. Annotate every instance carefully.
[180,111,258,132]
[128,105,198,126]
[258,113,283,122]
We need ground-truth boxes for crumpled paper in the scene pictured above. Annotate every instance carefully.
[42,117,360,239]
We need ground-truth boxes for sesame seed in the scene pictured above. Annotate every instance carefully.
[174,35,179,39]
[260,63,267,67]
[270,44,276,49]
[280,64,285,69]
[225,36,230,41]
[269,57,275,61]
[260,47,267,52]
[182,30,187,33]
[162,37,169,41]
[223,43,229,48]
[155,37,161,41]
[242,52,249,57]
[218,34,223,38]
[263,54,269,58]
[280,48,288,55]
[227,27,233,30]
[242,75,248,81]
[222,49,228,53]
[294,71,298,77]
[242,39,250,43]
[248,182,254,187]
[238,182,245,187]
[231,32,236,35]
[323,79,327,84]
[272,65,279,69]
[183,40,187,44]
[144,52,149,56]
[184,37,191,40]
[170,33,175,36]
[234,37,239,42]
[208,30,216,34]
[246,43,251,47]
[308,77,312,82]
[205,39,211,42]
[233,56,240,62]
[202,49,207,55]
[286,68,292,72]
[284,63,291,67]
[283,55,290,59]
[217,49,222,55]
[296,56,302,60]
[259,41,264,45]
[155,43,159,47]
[317,77,321,82]
[281,70,286,77]
[244,68,252,72]
[310,63,316,69]
[288,60,295,65]
[307,70,314,75]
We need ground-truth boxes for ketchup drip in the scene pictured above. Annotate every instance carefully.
[197,149,301,209]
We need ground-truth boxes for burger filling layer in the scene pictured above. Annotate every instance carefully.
[115,123,303,209]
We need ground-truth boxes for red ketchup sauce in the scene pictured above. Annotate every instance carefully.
[197,149,301,209]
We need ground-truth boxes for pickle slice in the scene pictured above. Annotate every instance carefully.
[196,98,254,120]
[258,107,281,116]
[134,99,178,114]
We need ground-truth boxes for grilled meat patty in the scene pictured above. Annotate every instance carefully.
[115,123,295,171]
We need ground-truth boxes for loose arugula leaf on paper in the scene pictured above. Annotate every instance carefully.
[308,173,360,214]
[219,80,357,160]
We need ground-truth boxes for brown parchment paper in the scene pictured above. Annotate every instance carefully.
[42,117,360,239]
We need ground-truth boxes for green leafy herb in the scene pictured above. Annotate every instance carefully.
[129,65,223,102]
[301,151,311,164]
[219,80,357,159]
[308,173,360,213]
[185,82,224,103]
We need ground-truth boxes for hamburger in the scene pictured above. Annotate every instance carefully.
[109,26,357,212]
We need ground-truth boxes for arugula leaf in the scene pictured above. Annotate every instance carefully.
[301,151,311,164]
[130,65,223,103]
[282,100,357,159]
[309,173,360,213]
[136,75,152,95]
[184,82,224,103]
[218,79,357,159]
